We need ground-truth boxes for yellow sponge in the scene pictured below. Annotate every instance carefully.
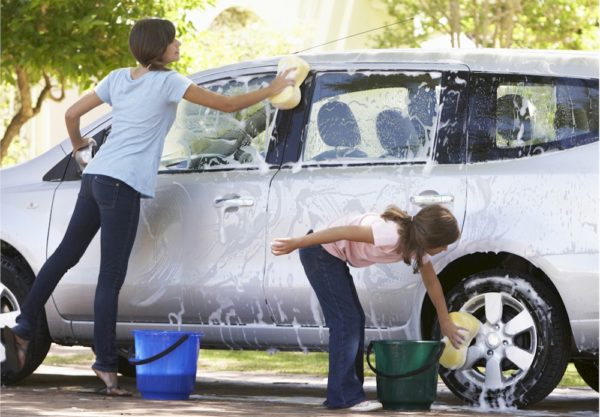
[269,55,310,110]
[439,312,481,370]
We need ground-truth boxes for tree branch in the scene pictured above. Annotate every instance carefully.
[34,74,53,114]
[0,68,53,163]
[45,73,66,102]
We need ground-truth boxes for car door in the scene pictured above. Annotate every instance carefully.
[264,64,469,347]
[49,70,282,342]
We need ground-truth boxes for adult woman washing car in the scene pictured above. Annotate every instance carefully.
[1,17,294,396]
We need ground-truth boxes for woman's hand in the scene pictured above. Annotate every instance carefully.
[267,68,296,96]
[271,237,300,255]
[440,317,467,349]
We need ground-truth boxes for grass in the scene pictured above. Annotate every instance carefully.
[559,364,588,388]
[43,347,587,388]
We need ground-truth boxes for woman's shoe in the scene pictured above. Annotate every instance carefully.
[92,367,132,397]
[2,326,28,373]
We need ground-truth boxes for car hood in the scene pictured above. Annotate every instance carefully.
[1,144,67,189]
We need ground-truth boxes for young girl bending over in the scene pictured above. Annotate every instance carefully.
[271,204,465,412]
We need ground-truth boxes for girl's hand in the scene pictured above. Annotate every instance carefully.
[440,317,468,349]
[72,137,96,157]
[271,237,300,255]
[268,68,296,96]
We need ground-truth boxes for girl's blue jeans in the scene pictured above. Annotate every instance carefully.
[13,174,140,372]
[299,236,366,409]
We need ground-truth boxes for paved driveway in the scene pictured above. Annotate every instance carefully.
[1,345,598,417]
[1,361,597,417]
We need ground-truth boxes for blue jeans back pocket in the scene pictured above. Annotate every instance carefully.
[92,175,120,209]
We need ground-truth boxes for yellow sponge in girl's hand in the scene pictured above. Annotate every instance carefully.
[269,55,310,110]
[439,311,481,370]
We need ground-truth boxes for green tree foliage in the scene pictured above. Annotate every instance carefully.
[374,0,599,50]
[0,0,212,163]
[184,7,295,72]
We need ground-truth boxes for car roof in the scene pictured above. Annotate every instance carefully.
[190,48,598,80]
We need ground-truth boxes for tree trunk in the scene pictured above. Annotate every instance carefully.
[477,0,492,47]
[1,67,52,163]
[449,0,461,47]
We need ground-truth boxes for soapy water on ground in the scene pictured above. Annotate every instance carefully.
[185,381,597,417]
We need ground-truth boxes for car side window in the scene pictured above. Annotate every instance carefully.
[43,127,110,182]
[160,74,276,171]
[468,74,598,162]
[302,71,442,163]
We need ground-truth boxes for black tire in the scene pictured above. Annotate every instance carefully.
[1,255,52,384]
[439,269,570,408]
[574,359,599,391]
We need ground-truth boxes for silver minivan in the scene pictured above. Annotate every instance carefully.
[1,49,597,408]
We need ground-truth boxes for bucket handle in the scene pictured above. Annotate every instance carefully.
[129,334,190,366]
[366,341,445,379]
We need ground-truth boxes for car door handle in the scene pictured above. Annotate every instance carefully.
[214,196,254,209]
[410,194,454,206]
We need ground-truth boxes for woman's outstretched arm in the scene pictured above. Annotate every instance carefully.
[183,68,295,113]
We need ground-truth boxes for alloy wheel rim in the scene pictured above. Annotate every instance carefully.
[0,282,20,362]
[458,291,537,391]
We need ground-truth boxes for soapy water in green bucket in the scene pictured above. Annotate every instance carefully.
[366,340,445,411]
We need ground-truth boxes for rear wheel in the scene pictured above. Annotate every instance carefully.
[440,269,570,408]
[1,255,52,384]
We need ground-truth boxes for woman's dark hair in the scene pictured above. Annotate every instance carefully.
[129,18,175,71]
[381,204,460,271]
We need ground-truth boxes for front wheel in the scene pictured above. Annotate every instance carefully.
[1,255,52,383]
[440,270,570,408]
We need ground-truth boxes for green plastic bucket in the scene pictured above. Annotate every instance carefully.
[366,340,444,410]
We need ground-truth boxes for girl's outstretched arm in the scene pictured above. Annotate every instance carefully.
[271,225,373,255]
[420,262,466,349]
[183,68,296,113]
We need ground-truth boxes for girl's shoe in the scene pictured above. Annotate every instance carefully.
[348,400,383,412]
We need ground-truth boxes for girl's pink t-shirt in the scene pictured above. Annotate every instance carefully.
[321,213,431,268]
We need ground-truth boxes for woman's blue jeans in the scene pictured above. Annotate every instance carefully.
[13,174,140,372]
[299,238,366,409]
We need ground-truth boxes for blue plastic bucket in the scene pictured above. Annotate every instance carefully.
[131,330,203,400]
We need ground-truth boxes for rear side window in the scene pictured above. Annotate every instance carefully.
[160,74,276,171]
[43,128,109,182]
[467,74,598,162]
[302,71,442,163]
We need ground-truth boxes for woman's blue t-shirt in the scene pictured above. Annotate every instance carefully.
[85,68,192,198]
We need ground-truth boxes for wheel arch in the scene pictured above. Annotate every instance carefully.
[1,240,35,283]
[420,251,572,344]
